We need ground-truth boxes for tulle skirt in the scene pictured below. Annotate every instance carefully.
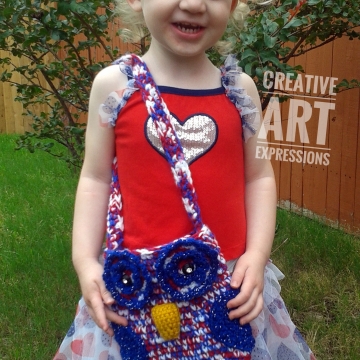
[53,262,316,360]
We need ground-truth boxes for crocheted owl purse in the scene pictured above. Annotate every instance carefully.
[102,55,255,360]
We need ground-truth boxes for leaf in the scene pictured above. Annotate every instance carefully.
[43,13,52,24]
[255,67,264,79]
[264,34,277,48]
[284,18,304,29]
[273,18,285,28]
[0,71,12,81]
[2,7,13,18]
[50,29,67,41]
[240,48,257,61]
[70,127,85,135]
[57,2,71,15]
[244,62,254,76]
[70,1,80,13]
[50,30,61,41]
[307,0,322,4]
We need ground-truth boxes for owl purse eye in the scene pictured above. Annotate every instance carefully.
[156,239,219,301]
[121,273,133,286]
[103,250,152,309]
[181,262,195,275]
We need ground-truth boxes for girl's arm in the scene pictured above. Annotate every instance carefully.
[227,73,277,325]
[72,65,129,335]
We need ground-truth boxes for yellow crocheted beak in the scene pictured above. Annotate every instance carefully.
[151,302,180,341]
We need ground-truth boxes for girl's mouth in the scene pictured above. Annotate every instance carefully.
[174,22,203,34]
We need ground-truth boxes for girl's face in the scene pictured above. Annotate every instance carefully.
[129,0,237,59]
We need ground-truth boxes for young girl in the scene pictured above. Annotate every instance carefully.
[54,0,315,359]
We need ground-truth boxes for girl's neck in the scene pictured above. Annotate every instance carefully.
[142,47,221,90]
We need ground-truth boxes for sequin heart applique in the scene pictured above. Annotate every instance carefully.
[146,113,218,164]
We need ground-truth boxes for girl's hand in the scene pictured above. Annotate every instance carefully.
[76,259,128,336]
[226,251,266,325]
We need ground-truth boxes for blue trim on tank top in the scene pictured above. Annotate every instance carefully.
[158,86,225,96]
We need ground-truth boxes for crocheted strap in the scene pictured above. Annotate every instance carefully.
[131,55,203,227]
[106,158,124,251]
[105,55,204,251]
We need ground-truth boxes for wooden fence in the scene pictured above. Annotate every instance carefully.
[0,51,31,134]
[0,29,359,235]
[268,37,360,235]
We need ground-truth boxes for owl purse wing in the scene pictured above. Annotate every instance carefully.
[103,55,255,360]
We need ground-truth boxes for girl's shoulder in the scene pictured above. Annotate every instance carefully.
[238,71,258,92]
[220,55,261,142]
[93,63,129,97]
[96,56,138,127]
[221,54,258,95]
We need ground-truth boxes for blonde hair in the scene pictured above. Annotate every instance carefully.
[114,0,272,54]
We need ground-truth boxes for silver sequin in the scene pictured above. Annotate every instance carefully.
[146,114,218,164]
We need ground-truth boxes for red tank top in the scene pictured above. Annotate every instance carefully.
[114,86,246,260]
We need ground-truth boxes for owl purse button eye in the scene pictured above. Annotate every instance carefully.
[121,273,133,286]
[156,239,219,301]
[181,262,195,275]
[103,250,152,310]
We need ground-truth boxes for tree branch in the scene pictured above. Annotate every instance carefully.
[28,53,77,127]
[40,42,90,103]
[290,35,339,58]
[280,26,313,63]
[72,12,114,60]
[6,61,86,112]
[63,40,95,81]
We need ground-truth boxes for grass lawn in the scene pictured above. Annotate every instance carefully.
[0,135,79,359]
[273,210,360,359]
[0,134,359,359]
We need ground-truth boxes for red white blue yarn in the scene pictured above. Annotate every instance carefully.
[102,54,256,360]
[130,55,203,230]
[105,159,124,251]
[103,232,255,359]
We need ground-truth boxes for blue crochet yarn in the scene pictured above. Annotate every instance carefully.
[103,250,152,310]
[113,324,148,360]
[156,238,219,301]
[209,287,255,353]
